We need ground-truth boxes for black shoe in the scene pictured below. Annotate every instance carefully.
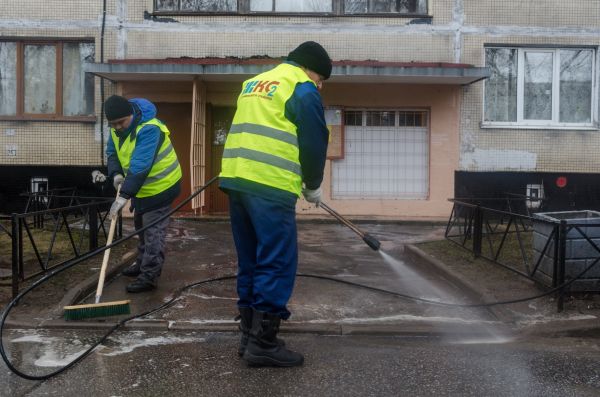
[122,262,141,277]
[126,278,156,293]
[243,309,303,367]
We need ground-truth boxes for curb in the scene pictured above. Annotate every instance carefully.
[57,250,137,309]
[404,244,513,322]
[3,250,137,330]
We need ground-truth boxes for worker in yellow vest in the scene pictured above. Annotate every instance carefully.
[104,95,182,293]
[220,42,332,367]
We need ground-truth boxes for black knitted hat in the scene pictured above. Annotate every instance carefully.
[287,41,332,80]
[104,95,133,121]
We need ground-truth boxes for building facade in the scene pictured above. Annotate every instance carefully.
[1,1,598,216]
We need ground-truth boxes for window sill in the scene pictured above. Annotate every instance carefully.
[480,123,599,131]
[0,116,97,123]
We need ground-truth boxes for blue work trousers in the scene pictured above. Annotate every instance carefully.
[228,190,298,320]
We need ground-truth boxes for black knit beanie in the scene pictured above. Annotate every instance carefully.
[104,95,133,121]
[287,41,332,80]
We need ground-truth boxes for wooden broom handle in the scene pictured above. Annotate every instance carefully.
[95,186,121,303]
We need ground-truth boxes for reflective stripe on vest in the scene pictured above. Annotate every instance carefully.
[110,118,182,198]
[220,63,315,196]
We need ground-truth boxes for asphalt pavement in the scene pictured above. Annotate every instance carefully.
[4,217,598,339]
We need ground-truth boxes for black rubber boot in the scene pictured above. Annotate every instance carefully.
[243,309,303,367]
[122,262,141,277]
[237,308,286,357]
[237,307,252,357]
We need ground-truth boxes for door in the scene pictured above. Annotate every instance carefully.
[207,105,236,213]
[155,102,192,212]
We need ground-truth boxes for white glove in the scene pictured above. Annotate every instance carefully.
[109,196,128,219]
[113,174,125,190]
[302,186,322,206]
[92,170,106,184]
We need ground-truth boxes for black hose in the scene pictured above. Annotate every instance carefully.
[2,176,598,380]
[3,261,597,381]
[0,176,219,380]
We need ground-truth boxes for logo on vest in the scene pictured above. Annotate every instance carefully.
[241,80,280,100]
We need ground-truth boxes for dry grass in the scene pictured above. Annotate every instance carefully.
[0,220,135,312]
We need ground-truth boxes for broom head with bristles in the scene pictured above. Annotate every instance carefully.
[63,300,131,321]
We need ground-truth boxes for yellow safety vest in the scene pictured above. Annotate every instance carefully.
[110,118,182,198]
[220,63,316,197]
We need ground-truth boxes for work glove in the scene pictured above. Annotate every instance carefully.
[109,196,128,220]
[113,174,125,190]
[302,186,322,206]
[91,170,106,184]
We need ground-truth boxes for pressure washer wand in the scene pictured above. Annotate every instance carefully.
[319,201,381,251]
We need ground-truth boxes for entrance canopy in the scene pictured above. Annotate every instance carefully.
[85,59,489,85]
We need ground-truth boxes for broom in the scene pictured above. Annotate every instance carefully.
[64,187,131,320]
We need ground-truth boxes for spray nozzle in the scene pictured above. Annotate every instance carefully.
[362,233,381,251]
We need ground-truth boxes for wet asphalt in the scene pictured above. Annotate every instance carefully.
[2,329,600,396]
[2,219,600,394]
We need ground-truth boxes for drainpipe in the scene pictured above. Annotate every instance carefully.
[99,0,107,166]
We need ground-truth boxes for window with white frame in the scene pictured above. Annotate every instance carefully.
[0,40,95,120]
[484,47,596,128]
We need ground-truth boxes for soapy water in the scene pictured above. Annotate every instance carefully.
[378,250,513,345]
[6,330,206,369]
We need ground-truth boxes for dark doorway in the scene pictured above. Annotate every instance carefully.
[206,105,236,214]
[156,102,192,212]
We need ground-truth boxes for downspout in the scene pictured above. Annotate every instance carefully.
[99,0,107,166]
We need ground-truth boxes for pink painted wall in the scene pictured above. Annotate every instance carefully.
[297,83,461,219]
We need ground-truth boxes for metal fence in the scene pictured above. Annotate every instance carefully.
[2,198,121,298]
[445,197,600,311]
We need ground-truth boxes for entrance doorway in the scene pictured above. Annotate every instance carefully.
[206,105,236,214]
[155,102,192,212]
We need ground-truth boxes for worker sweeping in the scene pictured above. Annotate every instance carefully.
[220,41,332,367]
[104,95,182,293]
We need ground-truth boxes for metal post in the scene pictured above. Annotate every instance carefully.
[552,224,559,288]
[88,203,98,250]
[557,220,567,312]
[472,205,483,257]
[11,214,19,299]
[18,217,24,282]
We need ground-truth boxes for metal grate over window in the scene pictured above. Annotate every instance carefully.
[334,109,429,199]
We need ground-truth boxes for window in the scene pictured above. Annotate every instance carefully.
[157,0,237,12]
[155,0,427,15]
[334,109,429,199]
[484,47,596,128]
[0,40,95,120]
[251,0,332,12]
[344,0,426,14]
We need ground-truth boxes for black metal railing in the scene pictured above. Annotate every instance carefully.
[23,187,80,213]
[446,198,600,311]
[3,199,122,298]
